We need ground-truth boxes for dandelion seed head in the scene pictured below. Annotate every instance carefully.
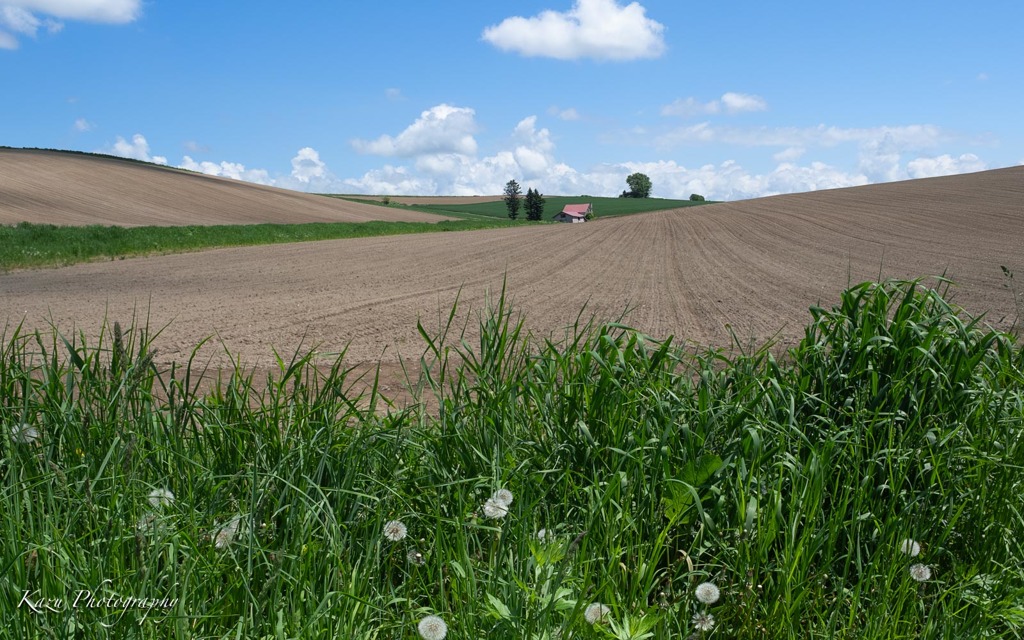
[900,538,921,557]
[214,515,241,549]
[136,512,157,533]
[910,563,932,582]
[407,549,425,566]
[492,488,513,507]
[584,602,610,624]
[695,581,720,604]
[383,519,407,542]
[536,528,551,542]
[482,497,508,519]
[11,422,39,445]
[417,614,447,640]
[692,612,715,631]
[147,488,174,509]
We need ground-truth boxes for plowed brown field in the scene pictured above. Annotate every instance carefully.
[2,167,1022,382]
[0,149,451,226]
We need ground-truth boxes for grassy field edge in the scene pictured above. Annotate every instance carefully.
[1,279,1022,638]
[0,218,514,272]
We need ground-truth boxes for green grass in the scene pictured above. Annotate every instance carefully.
[408,195,712,220]
[2,279,1023,639]
[0,218,511,272]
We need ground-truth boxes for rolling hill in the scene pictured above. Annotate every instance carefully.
[0,148,451,226]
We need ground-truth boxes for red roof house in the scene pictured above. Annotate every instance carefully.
[554,203,591,223]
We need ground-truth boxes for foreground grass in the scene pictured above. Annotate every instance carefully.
[415,195,712,220]
[0,218,509,272]
[1,280,1023,639]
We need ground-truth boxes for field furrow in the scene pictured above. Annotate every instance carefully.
[2,167,1022,373]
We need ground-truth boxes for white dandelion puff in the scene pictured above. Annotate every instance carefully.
[417,614,448,640]
[692,611,715,631]
[482,497,508,519]
[383,519,407,542]
[536,528,551,542]
[407,549,425,566]
[900,538,921,557]
[584,602,611,624]
[11,422,39,445]
[136,512,157,533]
[910,563,932,582]
[147,488,174,509]
[214,515,241,549]
[492,488,514,507]
[695,581,720,604]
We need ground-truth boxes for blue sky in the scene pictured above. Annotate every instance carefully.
[2,0,1022,199]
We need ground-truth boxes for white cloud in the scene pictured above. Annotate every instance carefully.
[344,112,568,196]
[0,0,139,48]
[103,122,994,205]
[351,104,478,157]
[662,92,767,117]
[482,0,666,61]
[507,158,870,201]
[105,134,166,165]
[385,88,404,101]
[179,147,342,192]
[289,147,326,183]
[773,146,805,162]
[179,155,272,185]
[857,133,904,182]
[661,97,719,118]
[183,140,208,153]
[656,122,945,150]
[2,1,138,22]
[655,122,716,144]
[342,164,438,196]
[548,106,580,121]
[340,106,881,199]
[720,92,768,114]
[906,153,986,179]
[1,6,39,34]
[73,117,94,131]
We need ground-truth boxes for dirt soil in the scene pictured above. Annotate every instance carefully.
[3,166,1023,401]
[0,149,452,226]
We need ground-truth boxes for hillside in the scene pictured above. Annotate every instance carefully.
[0,148,451,226]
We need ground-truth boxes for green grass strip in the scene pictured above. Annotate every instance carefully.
[412,195,714,219]
[0,218,512,272]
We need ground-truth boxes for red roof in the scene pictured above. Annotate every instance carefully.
[562,204,592,214]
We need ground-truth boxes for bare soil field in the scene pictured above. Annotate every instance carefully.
[2,167,1022,391]
[0,149,451,226]
[343,195,505,206]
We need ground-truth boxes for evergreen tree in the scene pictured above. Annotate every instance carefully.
[503,179,522,220]
[525,187,545,221]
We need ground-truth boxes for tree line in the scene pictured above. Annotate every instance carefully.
[503,173,704,220]
[503,180,545,221]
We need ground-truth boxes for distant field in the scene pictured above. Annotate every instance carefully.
[414,195,712,219]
